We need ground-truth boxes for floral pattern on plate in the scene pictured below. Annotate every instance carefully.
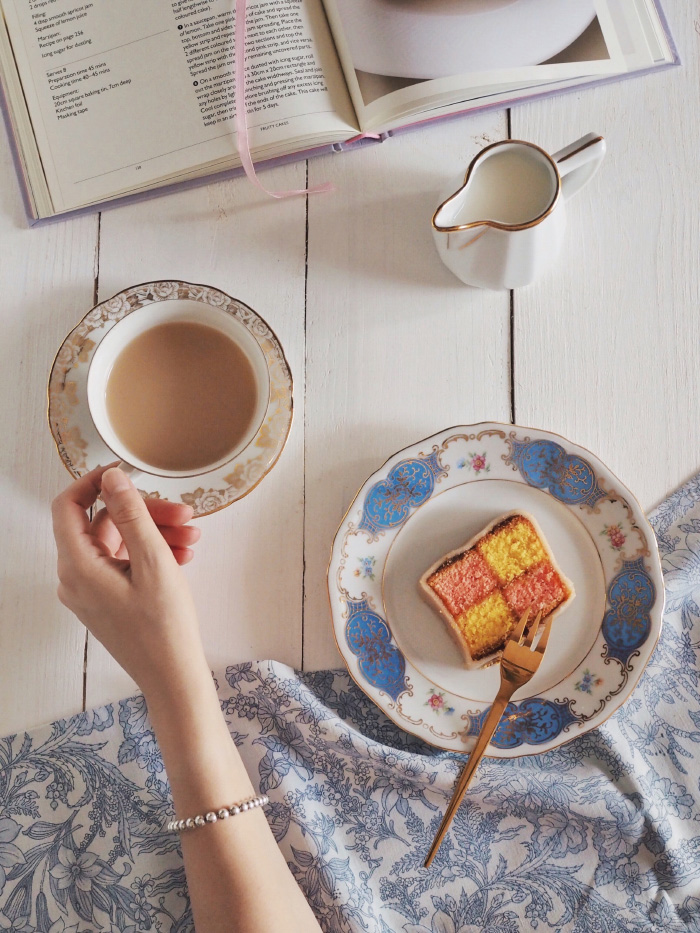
[47,281,293,517]
[328,424,664,754]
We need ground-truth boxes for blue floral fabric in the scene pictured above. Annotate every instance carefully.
[3,478,700,933]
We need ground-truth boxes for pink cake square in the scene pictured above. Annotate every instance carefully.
[503,561,569,619]
[426,549,498,617]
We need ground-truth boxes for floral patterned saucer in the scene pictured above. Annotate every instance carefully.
[328,424,664,755]
[48,281,293,517]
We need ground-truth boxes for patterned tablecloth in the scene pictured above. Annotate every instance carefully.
[2,474,700,933]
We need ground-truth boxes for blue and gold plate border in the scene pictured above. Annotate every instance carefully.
[328,424,664,755]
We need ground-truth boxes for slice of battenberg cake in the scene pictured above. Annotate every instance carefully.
[420,512,574,669]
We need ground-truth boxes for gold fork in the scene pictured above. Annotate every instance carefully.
[423,608,551,868]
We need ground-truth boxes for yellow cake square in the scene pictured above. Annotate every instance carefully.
[455,591,517,661]
[477,515,547,586]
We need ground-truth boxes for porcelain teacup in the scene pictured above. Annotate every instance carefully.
[86,298,271,481]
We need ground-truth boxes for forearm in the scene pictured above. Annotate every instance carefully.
[144,667,322,933]
[52,468,320,930]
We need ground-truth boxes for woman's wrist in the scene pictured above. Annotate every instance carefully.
[143,659,227,755]
[143,662,255,816]
[140,649,211,703]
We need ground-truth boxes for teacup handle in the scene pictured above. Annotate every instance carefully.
[553,133,606,200]
[115,460,144,487]
[95,461,145,504]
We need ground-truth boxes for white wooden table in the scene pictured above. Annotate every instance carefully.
[0,0,693,738]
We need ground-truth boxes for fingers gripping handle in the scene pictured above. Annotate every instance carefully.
[115,460,143,485]
[101,467,164,563]
[553,133,606,200]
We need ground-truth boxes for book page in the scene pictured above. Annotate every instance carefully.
[321,0,630,132]
[1,0,358,212]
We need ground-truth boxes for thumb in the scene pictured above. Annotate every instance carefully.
[101,468,168,567]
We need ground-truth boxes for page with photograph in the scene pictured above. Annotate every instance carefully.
[0,0,359,214]
[376,0,672,140]
[321,0,629,131]
[375,0,673,133]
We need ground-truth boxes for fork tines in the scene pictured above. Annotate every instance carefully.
[534,614,553,654]
[509,608,531,643]
[509,608,549,649]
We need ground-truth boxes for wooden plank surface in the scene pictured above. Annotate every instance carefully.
[511,0,692,513]
[0,131,98,736]
[1,0,695,732]
[304,113,511,669]
[86,164,310,709]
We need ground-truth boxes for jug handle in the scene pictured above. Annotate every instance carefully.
[552,133,606,200]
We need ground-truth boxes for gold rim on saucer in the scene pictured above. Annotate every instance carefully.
[47,280,293,517]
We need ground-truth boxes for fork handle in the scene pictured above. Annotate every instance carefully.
[423,690,511,868]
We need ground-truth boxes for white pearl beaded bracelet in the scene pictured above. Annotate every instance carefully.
[167,794,269,832]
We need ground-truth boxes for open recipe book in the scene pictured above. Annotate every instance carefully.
[0,0,677,221]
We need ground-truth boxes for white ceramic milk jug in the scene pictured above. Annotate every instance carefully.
[432,133,606,289]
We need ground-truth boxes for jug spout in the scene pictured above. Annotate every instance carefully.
[432,170,492,252]
[432,174,489,236]
[433,181,489,249]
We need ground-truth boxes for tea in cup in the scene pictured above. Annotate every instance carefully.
[87,298,270,479]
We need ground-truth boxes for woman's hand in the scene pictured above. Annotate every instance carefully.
[51,465,208,697]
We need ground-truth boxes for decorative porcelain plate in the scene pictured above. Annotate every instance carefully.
[328,424,664,755]
[48,281,293,517]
